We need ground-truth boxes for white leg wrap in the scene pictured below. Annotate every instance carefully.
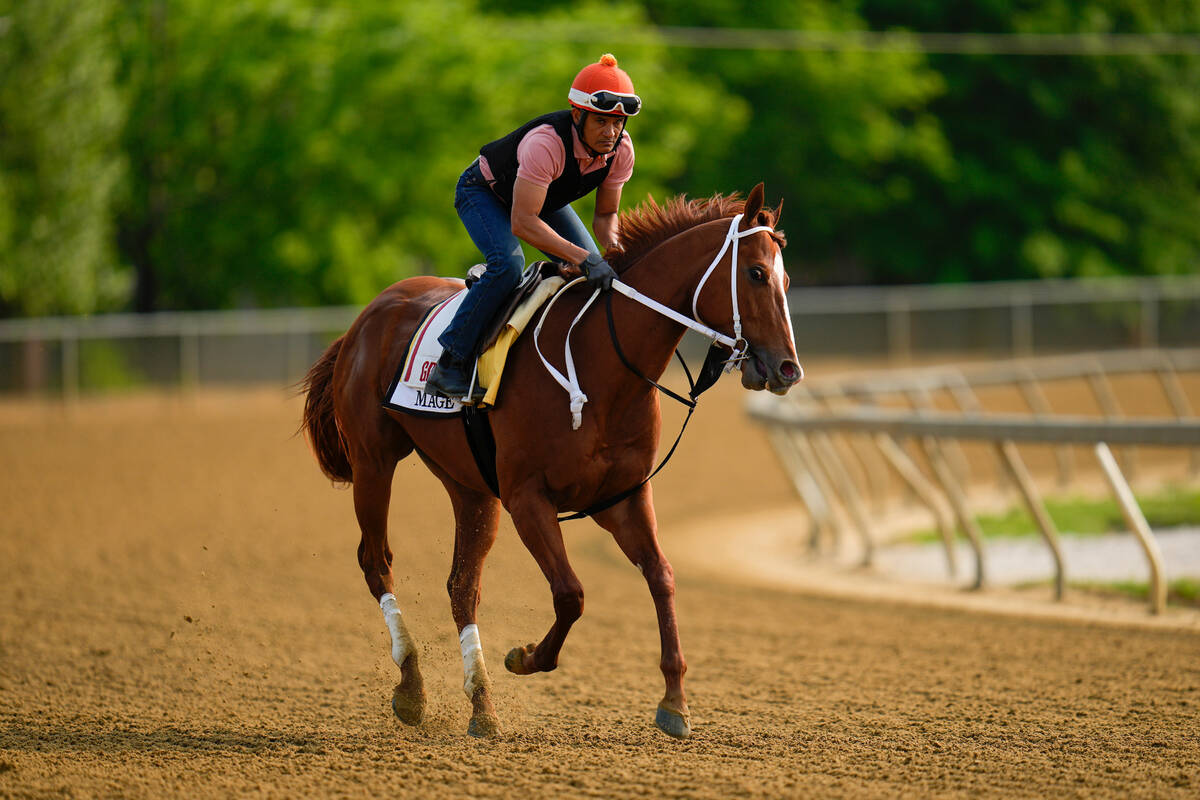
[379,592,412,668]
[459,624,486,699]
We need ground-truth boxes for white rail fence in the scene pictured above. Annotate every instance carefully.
[747,348,1200,614]
[0,306,361,398]
[2,275,1199,396]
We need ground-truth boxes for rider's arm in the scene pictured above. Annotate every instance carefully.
[592,183,622,253]
[510,178,592,266]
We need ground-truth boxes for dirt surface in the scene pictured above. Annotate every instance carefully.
[2,379,1198,799]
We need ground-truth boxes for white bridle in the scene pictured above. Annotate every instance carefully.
[534,213,779,429]
[689,212,778,364]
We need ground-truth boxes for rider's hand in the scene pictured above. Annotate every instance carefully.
[579,251,617,291]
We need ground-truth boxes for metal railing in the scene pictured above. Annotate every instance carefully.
[787,274,1200,359]
[1,274,1198,397]
[0,306,360,398]
[747,348,1200,614]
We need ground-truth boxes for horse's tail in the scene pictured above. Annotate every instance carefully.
[301,336,353,484]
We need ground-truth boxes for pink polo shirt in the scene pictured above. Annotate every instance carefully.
[479,124,634,194]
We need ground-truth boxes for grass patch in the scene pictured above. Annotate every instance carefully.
[906,485,1200,543]
[1071,578,1200,608]
[1015,578,1200,608]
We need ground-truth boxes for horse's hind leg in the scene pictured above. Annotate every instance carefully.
[441,478,503,738]
[593,485,691,739]
[352,459,426,726]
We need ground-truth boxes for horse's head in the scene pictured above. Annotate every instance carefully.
[694,184,802,395]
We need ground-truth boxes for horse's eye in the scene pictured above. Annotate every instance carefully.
[748,266,767,283]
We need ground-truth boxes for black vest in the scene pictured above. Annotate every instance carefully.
[479,110,618,214]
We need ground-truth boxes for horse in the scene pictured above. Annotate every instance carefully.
[300,182,802,739]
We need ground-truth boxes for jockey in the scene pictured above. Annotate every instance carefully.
[425,53,640,399]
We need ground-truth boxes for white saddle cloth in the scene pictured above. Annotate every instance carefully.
[384,288,468,416]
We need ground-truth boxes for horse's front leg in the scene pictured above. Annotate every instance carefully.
[594,484,691,739]
[444,481,503,738]
[504,489,585,676]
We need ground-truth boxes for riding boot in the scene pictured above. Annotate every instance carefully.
[425,351,472,399]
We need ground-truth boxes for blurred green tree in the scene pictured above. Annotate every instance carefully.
[112,0,744,311]
[0,0,128,315]
[631,0,956,285]
[855,0,1200,282]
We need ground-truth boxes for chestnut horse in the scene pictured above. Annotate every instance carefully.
[301,183,801,739]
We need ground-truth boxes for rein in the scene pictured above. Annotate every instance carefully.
[555,296,727,522]
[546,212,777,522]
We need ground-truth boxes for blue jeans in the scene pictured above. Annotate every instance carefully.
[437,160,600,362]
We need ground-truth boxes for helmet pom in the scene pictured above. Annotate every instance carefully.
[569,53,637,104]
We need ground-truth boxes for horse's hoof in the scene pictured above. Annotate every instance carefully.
[504,643,536,675]
[655,704,692,739]
[467,712,501,739]
[391,683,426,726]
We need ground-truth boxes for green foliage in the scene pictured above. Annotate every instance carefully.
[2,0,1200,315]
[110,0,745,310]
[855,0,1200,283]
[0,0,129,315]
[640,1,954,284]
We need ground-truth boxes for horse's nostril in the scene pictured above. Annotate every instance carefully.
[780,361,800,381]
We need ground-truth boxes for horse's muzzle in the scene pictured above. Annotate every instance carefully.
[740,347,803,394]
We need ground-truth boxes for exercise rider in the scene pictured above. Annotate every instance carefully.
[425,53,641,398]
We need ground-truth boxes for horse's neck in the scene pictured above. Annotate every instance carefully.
[608,221,728,380]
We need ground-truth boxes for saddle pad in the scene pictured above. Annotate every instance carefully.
[383,275,565,417]
[384,288,469,416]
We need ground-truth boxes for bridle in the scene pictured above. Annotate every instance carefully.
[688,212,778,369]
[534,212,779,430]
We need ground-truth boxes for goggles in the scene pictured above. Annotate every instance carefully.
[568,88,642,116]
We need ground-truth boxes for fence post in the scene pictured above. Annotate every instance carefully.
[766,428,831,553]
[1154,354,1200,477]
[1095,442,1166,614]
[873,433,959,578]
[812,433,876,566]
[1140,287,1158,349]
[1018,369,1074,486]
[920,436,986,590]
[948,372,1011,494]
[61,325,79,404]
[793,433,848,555]
[1087,361,1134,478]
[820,387,890,514]
[996,440,1065,600]
[1011,291,1033,357]
[886,292,911,364]
[180,321,200,393]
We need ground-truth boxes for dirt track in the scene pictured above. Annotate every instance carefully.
[2,380,1198,798]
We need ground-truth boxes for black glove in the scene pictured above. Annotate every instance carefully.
[579,251,617,291]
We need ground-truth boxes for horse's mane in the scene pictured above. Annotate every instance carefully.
[606,192,785,272]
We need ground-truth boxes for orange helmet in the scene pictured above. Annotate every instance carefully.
[568,54,641,116]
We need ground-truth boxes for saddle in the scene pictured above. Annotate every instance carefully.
[467,260,572,355]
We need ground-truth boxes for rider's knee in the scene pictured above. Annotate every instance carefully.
[489,254,524,291]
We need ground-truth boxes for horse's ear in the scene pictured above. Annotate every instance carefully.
[741,183,765,230]
[772,197,783,226]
